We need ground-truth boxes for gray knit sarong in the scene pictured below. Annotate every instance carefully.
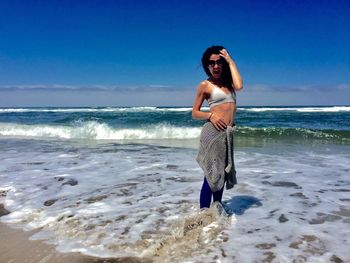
[196,122,237,192]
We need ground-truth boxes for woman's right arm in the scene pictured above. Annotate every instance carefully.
[192,82,228,130]
[192,82,212,120]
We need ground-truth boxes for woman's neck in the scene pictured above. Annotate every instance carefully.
[208,77,224,87]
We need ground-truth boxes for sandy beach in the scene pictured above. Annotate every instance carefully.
[0,205,151,263]
[0,224,152,263]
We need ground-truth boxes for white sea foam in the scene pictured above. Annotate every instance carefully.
[295,106,350,112]
[241,106,350,112]
[0,122,201,140]
[0,139,349,262]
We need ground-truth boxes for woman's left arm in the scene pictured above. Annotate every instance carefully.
[220,49,243,91]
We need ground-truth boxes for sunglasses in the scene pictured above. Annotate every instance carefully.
[208,59,224,67]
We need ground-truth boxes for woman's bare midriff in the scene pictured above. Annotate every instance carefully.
[210,102,236,126]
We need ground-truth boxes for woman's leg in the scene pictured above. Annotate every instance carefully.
[200,177,212,208]
[212,185,224,203]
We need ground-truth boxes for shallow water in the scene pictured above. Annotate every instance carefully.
[1,137,349,262]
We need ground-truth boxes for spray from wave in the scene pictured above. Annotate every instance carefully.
[0,122,201,140]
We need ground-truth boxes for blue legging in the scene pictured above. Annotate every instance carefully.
[200,177,224,208]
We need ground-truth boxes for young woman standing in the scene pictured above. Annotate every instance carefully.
[192,45,243,209]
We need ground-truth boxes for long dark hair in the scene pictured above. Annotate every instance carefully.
[201,45,233,89]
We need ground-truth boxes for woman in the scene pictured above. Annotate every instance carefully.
[192,45,243,209]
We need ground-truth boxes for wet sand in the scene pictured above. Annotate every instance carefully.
[0,217,151,263]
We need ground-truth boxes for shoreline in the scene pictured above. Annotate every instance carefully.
[0,206,152,263]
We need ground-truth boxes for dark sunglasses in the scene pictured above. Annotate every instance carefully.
[208,59,224,67]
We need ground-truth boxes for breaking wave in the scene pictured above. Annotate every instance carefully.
[0,122,349,143]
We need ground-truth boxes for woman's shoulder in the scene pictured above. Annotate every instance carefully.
[197,80,211,91]
[198,79,210,86]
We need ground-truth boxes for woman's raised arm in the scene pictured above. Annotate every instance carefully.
[219,49,243,91]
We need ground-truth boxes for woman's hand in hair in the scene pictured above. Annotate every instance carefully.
[219,49,234,65]
[209,113,227,131]
[220,49,243,90]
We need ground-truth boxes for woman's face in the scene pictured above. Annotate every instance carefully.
[208,54,223,79]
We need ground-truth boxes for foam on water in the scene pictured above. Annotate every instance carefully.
[1,138,350,262]
[240,106,350,112]
[1,122,349,144]
[0,122,201,140]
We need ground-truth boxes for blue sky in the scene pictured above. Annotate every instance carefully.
[0,0,349,106]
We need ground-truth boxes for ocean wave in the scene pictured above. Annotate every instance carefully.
[240,106,350,112]
[0,122,201,140]
[0,122,349,143]
[236,126,350,142]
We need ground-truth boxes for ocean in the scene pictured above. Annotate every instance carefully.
[0,106,349,262]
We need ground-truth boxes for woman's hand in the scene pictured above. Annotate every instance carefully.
[220,48,243,90]
[219,49,234,65]
[209,113,227,131]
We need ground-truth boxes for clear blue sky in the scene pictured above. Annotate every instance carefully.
[0,0,349,106]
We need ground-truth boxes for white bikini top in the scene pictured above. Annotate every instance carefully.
[207,81,236,108]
